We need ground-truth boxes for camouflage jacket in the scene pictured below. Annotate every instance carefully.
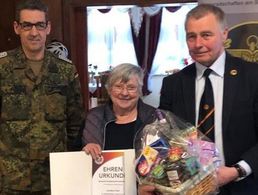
[0,48,85,192]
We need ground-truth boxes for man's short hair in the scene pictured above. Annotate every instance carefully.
[15,0,49,22]
[185,4,227,30]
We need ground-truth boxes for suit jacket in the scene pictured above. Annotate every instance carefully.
[159,53,258,195]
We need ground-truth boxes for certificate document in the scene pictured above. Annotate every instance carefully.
[50,149,136,195]
[92,151,124,194]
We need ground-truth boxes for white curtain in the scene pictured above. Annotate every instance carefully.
[87,7,137,73]
[87,3,197,76]
[150,4,196,77]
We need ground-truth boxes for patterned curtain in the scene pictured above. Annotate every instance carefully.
[130,7,162,96]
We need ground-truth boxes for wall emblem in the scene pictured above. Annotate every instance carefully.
[225,21,258,63]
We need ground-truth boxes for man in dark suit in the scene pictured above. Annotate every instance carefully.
[158,3,258,195]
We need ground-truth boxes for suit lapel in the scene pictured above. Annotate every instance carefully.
[222,55,241,131]
[182,65,196,124]
[181,56,240,132]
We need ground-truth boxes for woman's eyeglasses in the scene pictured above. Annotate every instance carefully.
[112,84,138,94]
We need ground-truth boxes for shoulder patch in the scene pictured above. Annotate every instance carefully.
[58,56,72,64]
[0,52,7,58]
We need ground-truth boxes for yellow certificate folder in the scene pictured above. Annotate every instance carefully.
[50,149,136,195]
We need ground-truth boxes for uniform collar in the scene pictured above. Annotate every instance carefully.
[11,47,27,69]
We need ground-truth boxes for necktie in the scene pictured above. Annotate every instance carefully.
[198,69,215,141]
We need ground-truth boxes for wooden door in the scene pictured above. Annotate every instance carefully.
[0,0,63,52]
[0,0,19,52]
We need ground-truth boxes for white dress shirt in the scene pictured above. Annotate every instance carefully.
[195,51,251,178]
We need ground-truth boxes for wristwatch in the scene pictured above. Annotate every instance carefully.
[232,164,247,178]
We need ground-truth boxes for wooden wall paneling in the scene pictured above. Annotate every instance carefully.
[63,2,89,110]
[42,0,63,43]
[74,7,89,111]
[0,0,19,52]
[62,2,89,111]
[0,0,63,51]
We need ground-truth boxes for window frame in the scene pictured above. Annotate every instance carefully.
[62,0,197,110]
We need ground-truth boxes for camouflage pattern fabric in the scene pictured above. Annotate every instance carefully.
[0,48,85,193]
[0,189,50,195]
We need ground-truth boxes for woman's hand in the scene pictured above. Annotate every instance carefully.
[82,143,102,160]
[138,185,156,195]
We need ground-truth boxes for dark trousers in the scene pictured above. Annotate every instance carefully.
[218,176,258,195]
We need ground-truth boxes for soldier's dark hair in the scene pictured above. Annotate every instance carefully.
[185,4,227,30]
[15,0,48,22]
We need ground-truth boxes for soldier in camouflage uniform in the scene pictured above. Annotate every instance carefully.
[0,0,85,194]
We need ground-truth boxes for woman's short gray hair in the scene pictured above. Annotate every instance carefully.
[106,63,144,95]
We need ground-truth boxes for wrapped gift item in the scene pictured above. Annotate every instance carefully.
[135,110,220,195]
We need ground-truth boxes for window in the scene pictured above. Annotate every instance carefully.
[87,3,197,76]
[150,4,196,76]
[87,6,137,73]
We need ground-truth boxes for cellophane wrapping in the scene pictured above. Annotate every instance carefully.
[135,110,220,195]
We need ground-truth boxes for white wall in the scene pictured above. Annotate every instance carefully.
[142,74,166,108]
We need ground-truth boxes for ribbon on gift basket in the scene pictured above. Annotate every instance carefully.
[135,109,220,195]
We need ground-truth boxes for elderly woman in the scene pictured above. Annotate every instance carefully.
[82,63,157,159]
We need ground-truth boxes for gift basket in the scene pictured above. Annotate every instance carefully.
[135,110,220,195]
